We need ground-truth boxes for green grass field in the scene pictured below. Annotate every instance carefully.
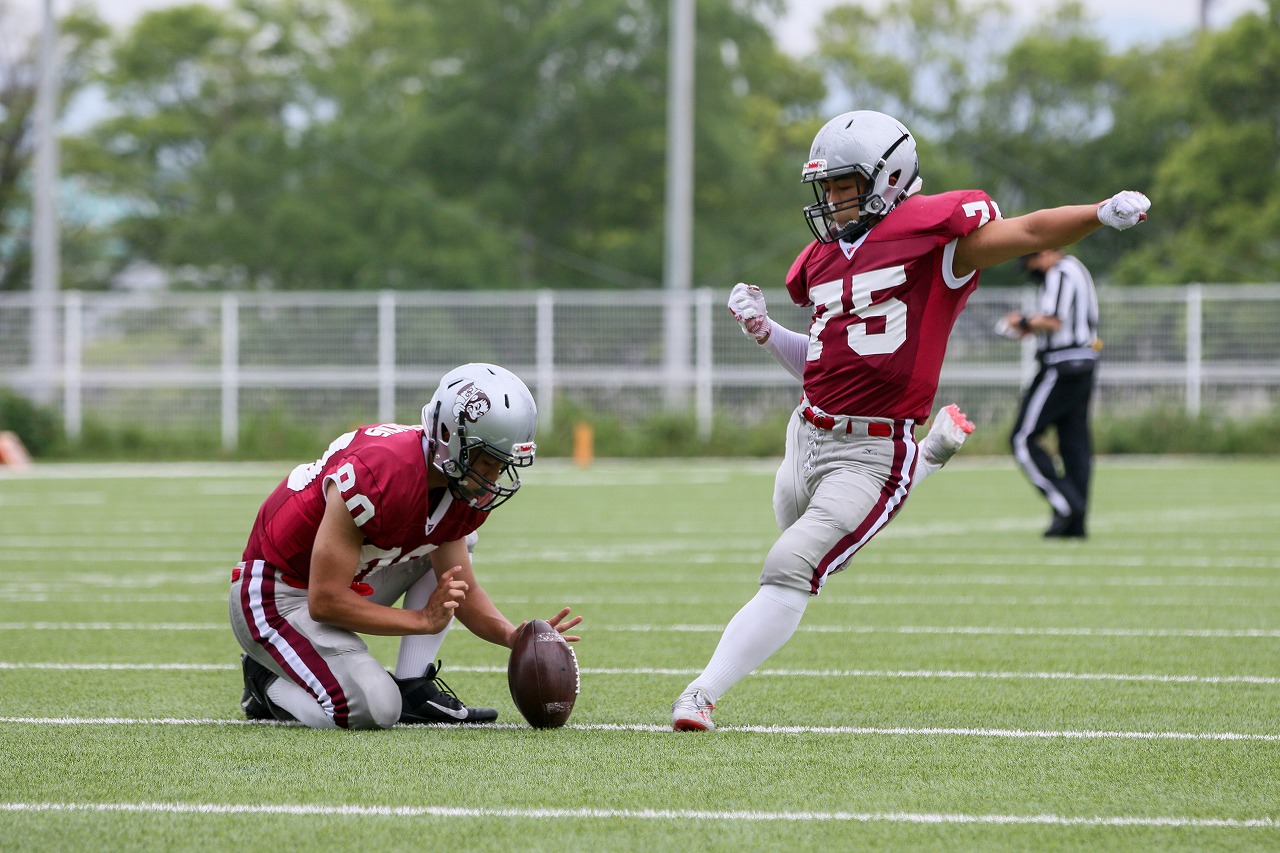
[1,456,1277,851]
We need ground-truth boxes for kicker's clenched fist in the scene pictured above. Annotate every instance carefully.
[1097,191,1150,231]
[727,282,772,344]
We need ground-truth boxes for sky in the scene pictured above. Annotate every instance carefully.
[7,0,1270,53]
[776,0,1265,53]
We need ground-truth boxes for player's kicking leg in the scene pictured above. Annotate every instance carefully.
[916,403,975,482]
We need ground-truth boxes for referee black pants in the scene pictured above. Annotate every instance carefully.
[1008,363,1096,522]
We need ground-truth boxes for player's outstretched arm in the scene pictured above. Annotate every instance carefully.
[954,191,1150,277]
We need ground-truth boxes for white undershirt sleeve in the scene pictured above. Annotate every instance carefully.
[759,320,808,382]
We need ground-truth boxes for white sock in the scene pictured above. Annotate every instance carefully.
[266,678,337,729]
[394,570,451,679]
[686,583,810,703]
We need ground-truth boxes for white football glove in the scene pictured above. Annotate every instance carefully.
[727,282,771,344]
[993,317,1023,340]
[1097,191,1151,231]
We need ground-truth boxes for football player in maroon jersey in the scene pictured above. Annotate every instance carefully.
[229,363,582,729]
[672,110,1149,731]
[726,281,976,481]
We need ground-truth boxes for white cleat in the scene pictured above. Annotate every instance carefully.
[671,688,716,732]
[920,404,975,468]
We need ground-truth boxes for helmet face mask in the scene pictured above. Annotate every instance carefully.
[801,111,921,244]
[423,363,538,512]
[443,438,532,511]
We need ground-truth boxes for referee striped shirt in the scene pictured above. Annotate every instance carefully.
[1037,254,1099,366]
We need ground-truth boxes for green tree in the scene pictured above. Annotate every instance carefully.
[65,1,335,289]
[0,1,108,291]
[70,0,821,291]
[815,0,1014,138]
[1112,2,1280,283]
[810,0,1280,286]
[958,3,1137,283]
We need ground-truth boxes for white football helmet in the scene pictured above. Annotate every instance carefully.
[422,363,537,511]
[801,110,922,244]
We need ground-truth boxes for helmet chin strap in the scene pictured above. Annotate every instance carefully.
[832,218,874,243]
[446,475,478,505]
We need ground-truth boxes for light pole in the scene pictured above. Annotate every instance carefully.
[662,0,694,408]
[31,0,61,406]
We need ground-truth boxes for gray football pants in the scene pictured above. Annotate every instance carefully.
[229,558,436,729]
[763,407,920,595]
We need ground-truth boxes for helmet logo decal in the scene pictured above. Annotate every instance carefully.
[452,382,492,423]
[802,158,827,178]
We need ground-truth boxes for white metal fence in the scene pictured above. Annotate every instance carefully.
[2,285,1278,449]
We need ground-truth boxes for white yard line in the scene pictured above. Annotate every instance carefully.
[0,462,287,480]
[0,800,1274,828]
[4,591,1279,608]
[843,569,1280,585]
[3,661,1278,685]
[0,663,237,671]
[639,624,1280,638]
[0,594,228,603]
[5,548,1279,570]
[2,621,1278,638]
[0,552,237,563]
[0,623,231,630]
[0,718,1276,742]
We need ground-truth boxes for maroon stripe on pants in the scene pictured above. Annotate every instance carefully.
[239,561,352,728]
[809,421,914,594]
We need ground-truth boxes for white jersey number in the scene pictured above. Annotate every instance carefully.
[288,430,357,491]
[286,431,375,527]
[332,462,375,527]
[807,266,909,361]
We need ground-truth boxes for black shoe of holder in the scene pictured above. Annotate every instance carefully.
[240,653,296,721]
[395,661,498,724]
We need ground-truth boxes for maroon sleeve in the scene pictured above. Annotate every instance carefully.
[785,242,820,306]
[943,190,1001,239]
[321,446,403,546]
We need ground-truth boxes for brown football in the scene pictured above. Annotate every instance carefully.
[507,619,579,728]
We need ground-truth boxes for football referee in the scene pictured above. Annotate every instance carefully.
[1000,249,1101,539]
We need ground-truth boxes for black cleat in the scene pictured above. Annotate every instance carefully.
[240,653,296,721]
[396,661,498,724]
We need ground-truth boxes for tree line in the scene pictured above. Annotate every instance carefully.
[1,0,1277,293]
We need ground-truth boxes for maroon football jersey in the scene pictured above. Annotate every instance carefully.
[242,423,487,588]
[785,190,1001,420]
